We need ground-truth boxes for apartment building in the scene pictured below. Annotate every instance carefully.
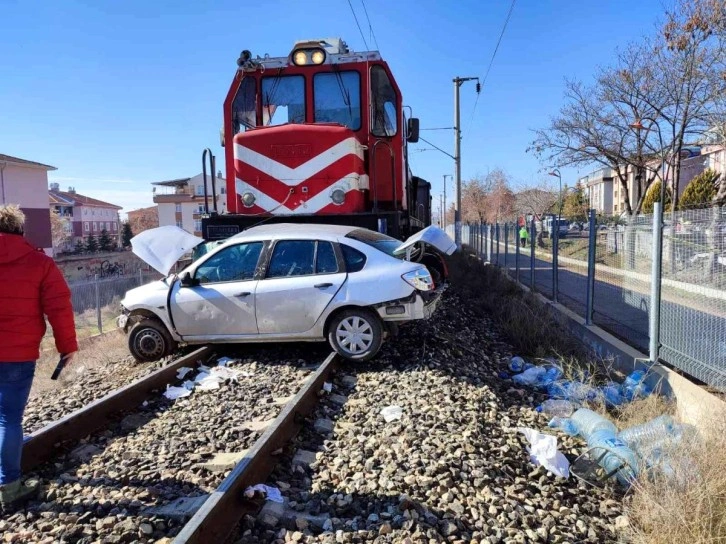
[152,172,225,236]
[581,167,615,215]
[49,184,122,251]
[0,153,55,254]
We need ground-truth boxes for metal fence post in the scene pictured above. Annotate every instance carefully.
[504,223,509,269]
[95,273,103,334]
[585,209,597,325]
[552,214,559,303]
[489,224,494,262]
[495,223,500,265]
[515,222,520,282]
[649,202,664,363]
[530,219,536,290]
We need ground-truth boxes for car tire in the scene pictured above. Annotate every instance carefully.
[328,308,383,362]
[128,319,176,362]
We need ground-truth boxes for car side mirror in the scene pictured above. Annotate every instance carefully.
[179,271,199,287]
[407,117,419,143]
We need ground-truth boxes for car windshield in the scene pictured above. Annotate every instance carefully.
[345,229,401,258]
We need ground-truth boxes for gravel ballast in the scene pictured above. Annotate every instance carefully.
[235,291,624,544]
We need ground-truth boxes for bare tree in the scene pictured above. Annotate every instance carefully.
[461,175,493,222]
[514,182,558,220]
[50,210,70,251]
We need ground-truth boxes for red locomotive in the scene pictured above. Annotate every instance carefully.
[201,37,432,241]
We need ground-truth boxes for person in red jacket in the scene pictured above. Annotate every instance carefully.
[0,204,77,510]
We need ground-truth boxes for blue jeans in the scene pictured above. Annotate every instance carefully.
[0,362,35,485]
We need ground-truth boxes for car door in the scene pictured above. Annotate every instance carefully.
[170,241,264,339]
[255,239,347,334]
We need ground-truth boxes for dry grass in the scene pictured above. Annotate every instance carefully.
[32,331,132,397]
[622,412,726,544]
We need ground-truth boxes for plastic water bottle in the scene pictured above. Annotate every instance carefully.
[586,429,639,486]
[508,356,526,373]
[512,366,546,386]
[536,399,575,417]
[618,415,678,450]
[622,370,652,400]
[537,367,563,389]
[548,416,579,436]
[570,408,618,439]
[601,382,625,407]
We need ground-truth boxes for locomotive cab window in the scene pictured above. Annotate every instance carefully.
[233,77,256,133]
[370,65,397,137]
[313,71,361,130]
[262,75,305,126]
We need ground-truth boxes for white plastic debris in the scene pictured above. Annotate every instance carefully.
[182,380,196,391]
[380,405,403,423]
[210,366,242,382]
[323,382,333,393]
[196,374,223,391]
[194,371,210,383]
[244,484,284,503]
[176,367,193,380]
[217,356,239,367]
[164,385,192,400]
[517,427,570,478]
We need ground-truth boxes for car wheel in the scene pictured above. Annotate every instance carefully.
[128,319,176,362]
[328,308,383,362]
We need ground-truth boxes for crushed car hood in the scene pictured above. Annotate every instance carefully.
[394,226,456,256]
[131,226,206,275]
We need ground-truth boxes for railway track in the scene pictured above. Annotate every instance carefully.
[3,346,340,543]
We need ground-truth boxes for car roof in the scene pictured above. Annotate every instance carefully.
[227,223,359,243]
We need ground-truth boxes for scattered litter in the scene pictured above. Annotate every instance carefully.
[583,429,638,487]
[176,367,193,380]
[216,356,239,367]
[244,484,284,503]
[164,385,192,400]
[512,366,546,386]
[536,399,575,418]
[196,378,221,391]
[323,382,333,393]
[210,366,243,382]
[517,427,570,478]
[182,380,196,391]
[380,405,403,423]
[198,364,212,373]
[508,356,526,373]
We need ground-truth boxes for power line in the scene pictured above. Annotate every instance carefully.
[464,0,517,139]
[346,0,369,51]
[360,0,380,51]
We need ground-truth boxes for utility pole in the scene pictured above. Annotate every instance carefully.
[454,76,480,248]
[439,193,444,228]
[442,174,452,231]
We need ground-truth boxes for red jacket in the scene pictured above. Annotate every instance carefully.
[0,234,78,362]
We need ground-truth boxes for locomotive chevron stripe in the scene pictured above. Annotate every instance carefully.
[235,178,365,214]
[233,137,364,185]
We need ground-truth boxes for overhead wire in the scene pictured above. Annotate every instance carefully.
[360,0,380,51]
[464,0,517,140]
[346,0,369,51]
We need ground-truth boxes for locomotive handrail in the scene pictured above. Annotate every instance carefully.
[370,139,397,213]
[202,148,218,215]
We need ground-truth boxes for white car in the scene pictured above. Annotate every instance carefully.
[119,224,455,362]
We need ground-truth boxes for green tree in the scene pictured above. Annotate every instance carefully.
[98,229,113,252]
[678,169,719,209]
[641,180,672,214]
[85,234,98,253]
[121,221,133,248]
[74,239,85,254]
[561,184,589,222]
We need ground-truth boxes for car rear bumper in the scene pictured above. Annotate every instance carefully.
[375,288,443,322]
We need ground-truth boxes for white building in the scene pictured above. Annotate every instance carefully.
[152,172,226,236]
[581,167,615,215]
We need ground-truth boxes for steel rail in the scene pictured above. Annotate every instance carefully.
[173,352,340,544]
[22,346,214,471]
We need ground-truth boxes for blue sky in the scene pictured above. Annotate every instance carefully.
[0,0,669,216]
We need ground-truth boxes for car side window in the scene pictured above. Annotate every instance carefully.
[340,244,366,272]
[195,242,263,284]
[268,240,315,277]
[316,241,338,274]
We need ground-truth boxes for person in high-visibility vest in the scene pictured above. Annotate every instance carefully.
[519,225,529,247]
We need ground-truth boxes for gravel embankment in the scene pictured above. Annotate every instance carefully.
[235,291,625,544]
[2,346,328,543]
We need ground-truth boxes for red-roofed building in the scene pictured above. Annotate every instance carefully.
[49,183,122,252]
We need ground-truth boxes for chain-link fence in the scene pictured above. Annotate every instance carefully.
[42,270,161,348]
[460,205,726,392]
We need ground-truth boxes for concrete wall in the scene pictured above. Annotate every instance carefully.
[55,250,154,282]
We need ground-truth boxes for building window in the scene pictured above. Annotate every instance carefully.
[93,222,97,231]
[175,203,182,213]
[176,220,183,229]
[83,208,88,216]
[195,185,204,196]
[112,222,117,231]
[196,204,205,213]
[194,220,202,232]
[84,222,89,232]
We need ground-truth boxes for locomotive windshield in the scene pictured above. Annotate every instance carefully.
[313,71,361,130]
[262,75,305,126]
[232,77,256,133]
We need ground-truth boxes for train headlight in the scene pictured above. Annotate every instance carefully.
[311,50,325,64]
[241,192,256,208]
[330,188,345,205]
[293,50,308,66]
